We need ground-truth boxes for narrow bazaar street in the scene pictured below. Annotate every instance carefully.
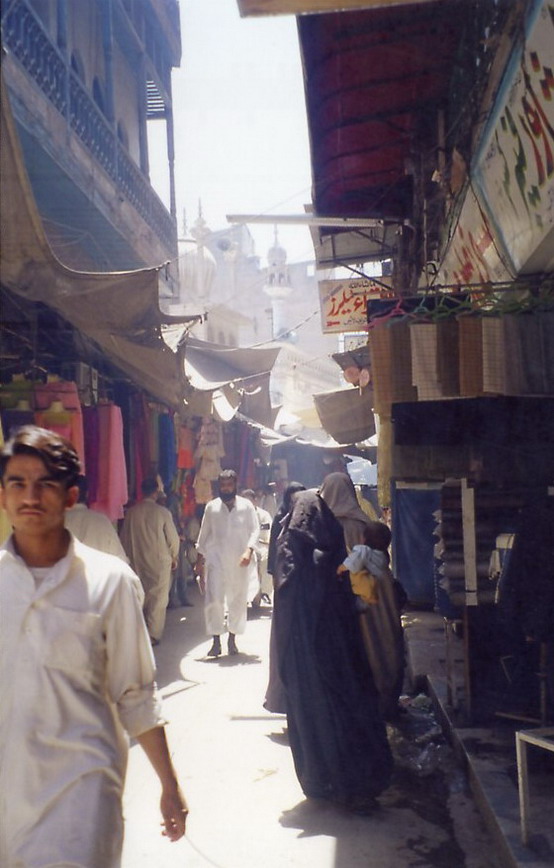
[122,589,502,868]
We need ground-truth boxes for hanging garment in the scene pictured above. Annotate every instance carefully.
[177,425,195,469]
[91,403,128,521]
[34,380,86,469]
[33,379,81,411]
[82,406,100,505]
[130,394,152,501]
[1,407,35,439]
[35,403,86,473]
[158,411,177,487]
[0,377,33,410]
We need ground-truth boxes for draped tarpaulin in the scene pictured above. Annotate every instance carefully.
[0,72,193,408]
[160,330,281,425]
[313,385,375,445]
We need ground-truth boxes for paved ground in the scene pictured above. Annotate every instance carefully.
[121,589,503,868]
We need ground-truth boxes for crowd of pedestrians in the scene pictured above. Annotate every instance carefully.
[0,424,406,863]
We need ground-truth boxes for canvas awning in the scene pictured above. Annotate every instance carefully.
[181,338,280,392]
[180,337,280,426]
[298,3,460,268]
[313,386,375,444]
[0,73,197,408]
[160,328,281,423]
[332,345,371,372]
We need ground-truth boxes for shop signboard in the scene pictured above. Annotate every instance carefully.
[472,0,554,274]
[319,276,393,333]
[435,184,513,290]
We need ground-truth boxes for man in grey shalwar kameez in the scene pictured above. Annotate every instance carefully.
[121,476,180,645]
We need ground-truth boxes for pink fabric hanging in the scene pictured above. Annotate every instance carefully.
[34,406,86,473]
[90,403,128,520]
[33,380,86,471]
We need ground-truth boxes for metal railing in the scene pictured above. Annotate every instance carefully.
[2,0,176,252]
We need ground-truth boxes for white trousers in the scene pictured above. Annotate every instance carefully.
[204,562,254,635]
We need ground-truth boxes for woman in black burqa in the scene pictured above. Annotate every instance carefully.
[320,471,405,721]
[267,481,306,578]
[264,481,306,713]
[273,488,393,812]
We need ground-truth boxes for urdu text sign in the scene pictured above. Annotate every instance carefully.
[319,277,393,334]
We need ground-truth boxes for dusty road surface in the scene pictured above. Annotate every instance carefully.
[122,591,502,868]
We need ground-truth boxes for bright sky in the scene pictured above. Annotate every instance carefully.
[150,0,314,267]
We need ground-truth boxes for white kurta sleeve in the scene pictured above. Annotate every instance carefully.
[105,571,165,737]
[195,504,214,556]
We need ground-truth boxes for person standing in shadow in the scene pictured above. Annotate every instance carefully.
[320,471,405,721]
[264,481,306,713]
[272,488,393,812]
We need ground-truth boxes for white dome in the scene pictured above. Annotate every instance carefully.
[178,238,217,301]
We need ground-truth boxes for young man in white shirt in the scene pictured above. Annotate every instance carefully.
[0,425,188,867]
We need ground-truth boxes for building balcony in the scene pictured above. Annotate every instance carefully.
[2,0,178,277]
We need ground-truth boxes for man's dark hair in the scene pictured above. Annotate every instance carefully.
[0,425,81,489]
[241,488,256,500]
[219,469,237,482]
[141,477,159,497]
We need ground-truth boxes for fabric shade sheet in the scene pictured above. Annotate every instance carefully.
[313,386,375,445]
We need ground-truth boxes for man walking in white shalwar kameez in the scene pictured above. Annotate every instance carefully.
[0,425,188,868]
[195,469,259,657]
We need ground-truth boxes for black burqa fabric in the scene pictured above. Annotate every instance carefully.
[274,490,393,808]
[264,482,306,713]
[267,481,306,577]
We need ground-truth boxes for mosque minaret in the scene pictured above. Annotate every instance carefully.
[263,227,293,340]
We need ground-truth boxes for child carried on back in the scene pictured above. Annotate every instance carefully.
[337,521,392,607]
